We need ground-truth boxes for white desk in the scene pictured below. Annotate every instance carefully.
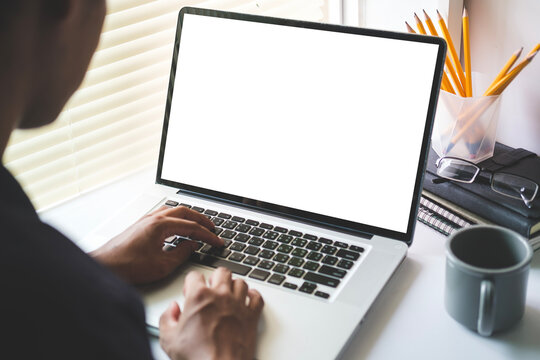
[40,168,540,360]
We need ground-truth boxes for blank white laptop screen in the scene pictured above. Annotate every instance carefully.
[161,13,440,234]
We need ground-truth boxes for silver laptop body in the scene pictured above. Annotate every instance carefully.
[87,7,446,359]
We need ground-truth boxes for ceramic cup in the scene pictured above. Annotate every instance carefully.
[445,225,533,336]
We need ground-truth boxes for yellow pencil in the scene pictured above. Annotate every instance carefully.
[414,13,427,35]
[436,10,467,92]
[405,21,416,33]
[462,8,472,96]
[488,47,523,89]
[528,43,540,55]
[485,50,538,96]
[442,71,456,94]
[405,21,451,93]
[445,50,539,153]
[423,10,465,96]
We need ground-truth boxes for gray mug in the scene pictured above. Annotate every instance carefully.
[445,225,534,336]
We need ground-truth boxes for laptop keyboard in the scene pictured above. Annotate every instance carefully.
[162,200,365,299]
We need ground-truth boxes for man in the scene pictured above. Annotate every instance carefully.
[0,1,263,359]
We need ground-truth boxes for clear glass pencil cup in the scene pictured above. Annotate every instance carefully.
[431,90,501,163]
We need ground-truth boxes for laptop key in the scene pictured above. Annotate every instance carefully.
[349,245,365,253]
[204,209,218,216]
[289,230,303,237]
[299,282,317,294]
[306,242,322,251]
[336,249,360,261]
[165,200,179,207]
[288,257,304,267]
[243,256,260,266]
[306,251,323,262]
[260,223,273,230]
[274,226,288,233]
[244,246,260,256]
[249,269,270,281]
[303,234,318,241]
[288,268,305,278]
[212,218,225,226]
[319,265,347,279]
[179,203,192,208]
[314,291,330,299]
[222,221,238,230]
[234,233,250,243]
[322,255,338,265]
[213,228,224,236]
[249,228,265,237]
[337,259,354,269]
[258,260,275,270]
[319,237,333,245]
[230,242,246,252]
[277,234,293,243]
[268,274,286,285]
[229,252,245,262]
[274,264,290,274]
[236,224,251,233]
[291,238,307,247]
[291,248,308,258]
[191,253,251,276]
[303,261,320,271]
[246,219,259,226]
[259,249,275,259]
[262,240,278,250]
[232,216,245,223]
[283,282,298,290]
[221,230,237,239]
[304,272,341,288]
[321,245,338,255]
[248,237,264,246]
[334,241,348,248]
[274,253,290,263]
[277,244,293,254]
[217,212,231,219]
[263,231,279,240]
[192,206,205,213]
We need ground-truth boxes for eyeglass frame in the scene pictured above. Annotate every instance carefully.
[434,156,539,208]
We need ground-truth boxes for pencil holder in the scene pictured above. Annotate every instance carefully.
[431,90,501,163]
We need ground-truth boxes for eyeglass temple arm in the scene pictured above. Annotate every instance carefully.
[432,177,451,184]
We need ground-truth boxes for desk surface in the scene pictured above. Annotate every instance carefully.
[40,169,540,360]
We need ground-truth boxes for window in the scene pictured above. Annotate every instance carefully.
[4,0,331,210]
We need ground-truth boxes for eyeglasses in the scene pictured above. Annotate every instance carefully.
[434,156,538,208]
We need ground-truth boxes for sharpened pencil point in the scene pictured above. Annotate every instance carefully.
[463,7,468,18]
[405,21,415,33]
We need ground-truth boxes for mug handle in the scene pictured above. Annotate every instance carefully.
[478,279,495,336]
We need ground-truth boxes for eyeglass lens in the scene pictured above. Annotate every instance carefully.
[436,158,479,183]
[491,173,539,202]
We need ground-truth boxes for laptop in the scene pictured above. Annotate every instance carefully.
[86,7,446,359]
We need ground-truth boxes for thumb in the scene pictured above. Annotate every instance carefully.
[159,301,182,332]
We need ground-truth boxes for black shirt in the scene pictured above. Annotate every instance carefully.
[0,165,153,359]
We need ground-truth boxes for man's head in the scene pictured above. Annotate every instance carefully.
[0,0,106,130]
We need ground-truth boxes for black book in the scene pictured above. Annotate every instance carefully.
[423,143,540,238]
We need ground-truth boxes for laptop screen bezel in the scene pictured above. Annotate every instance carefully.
[156,7,446,245]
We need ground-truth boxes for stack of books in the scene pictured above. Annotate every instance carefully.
[418,143,540,238]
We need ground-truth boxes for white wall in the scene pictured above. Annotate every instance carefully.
[465,0,540,154]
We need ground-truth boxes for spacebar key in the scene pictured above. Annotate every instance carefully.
[304,272,341,288]
[191,253,251,276]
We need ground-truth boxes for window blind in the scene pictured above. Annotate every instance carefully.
[3,0,328,210]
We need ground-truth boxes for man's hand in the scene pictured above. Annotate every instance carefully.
[91,205,224,284]
[159,268,264,360]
